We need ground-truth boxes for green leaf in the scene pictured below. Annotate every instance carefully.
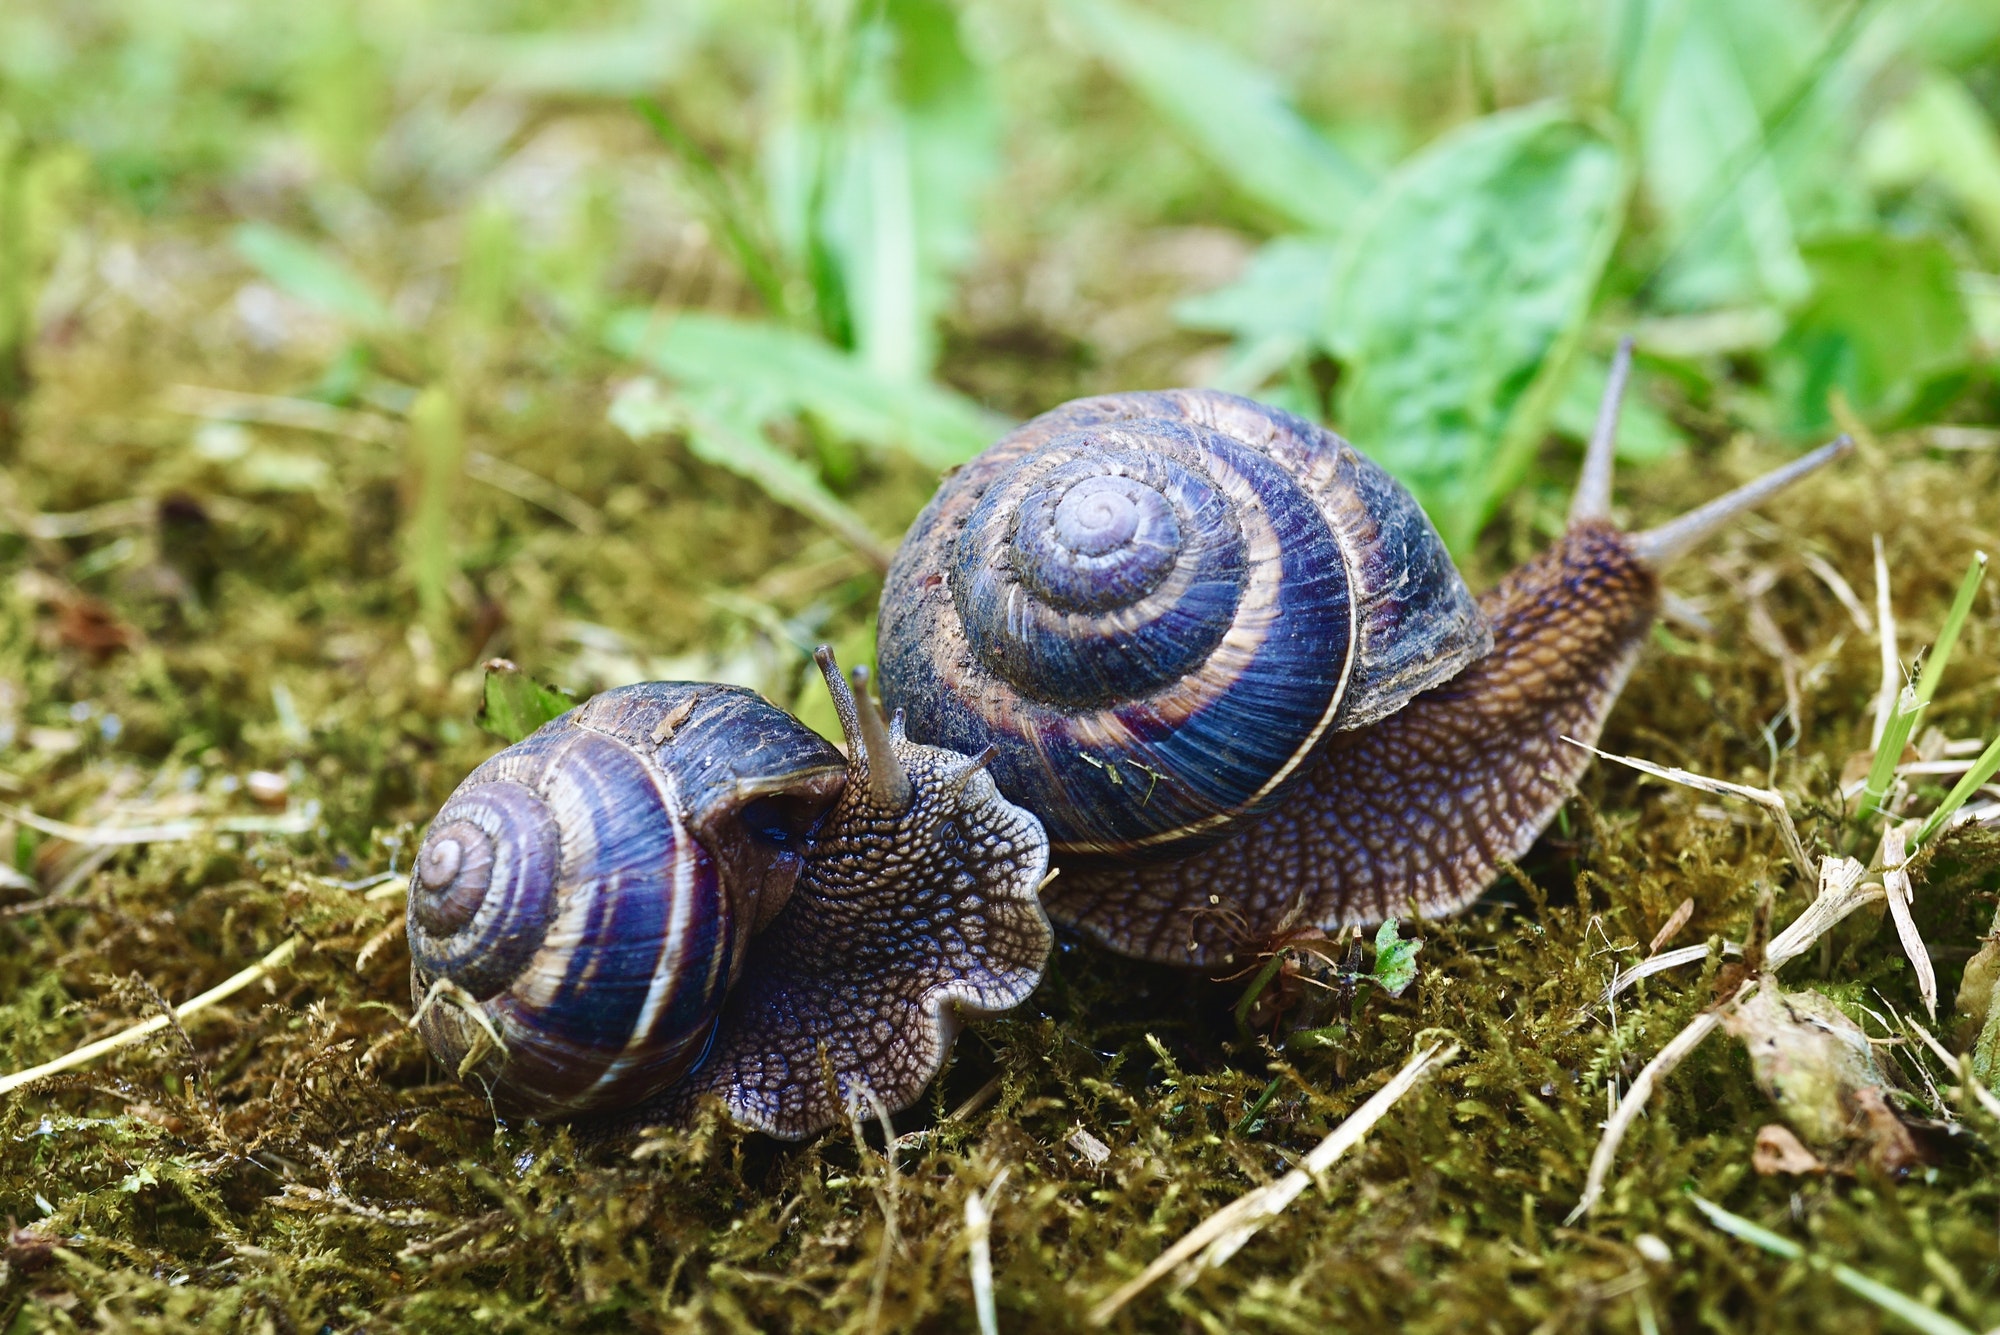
[826,0,1001,381]
[478,661,577,744]
[605,308,1004,470]
[1065,0,1371,232]
[1861,70,2000,263]
[1369,919,1422,998]
[1175,235,1342,343]
[608,375,894,567]
[1620,0,1872,311]
[1772,233,1973,434]
[232,223,396,331]
[1326,105,1628,549]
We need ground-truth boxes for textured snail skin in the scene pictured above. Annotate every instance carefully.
[633,720,1051,1139]
[409,664,1053,1139]
[878,389,1489,861]
[1045,521,1658,966]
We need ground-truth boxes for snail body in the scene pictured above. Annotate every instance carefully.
[408,652,1051,1138]
[879,353,1851,966]
[409,347,1850,1132]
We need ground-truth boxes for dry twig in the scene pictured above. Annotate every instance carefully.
[1088,1041,1459,1325]
[0,937,302,1096]
[1568,858,1882,1222]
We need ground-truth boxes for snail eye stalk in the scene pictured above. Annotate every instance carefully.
[813,646,913,811]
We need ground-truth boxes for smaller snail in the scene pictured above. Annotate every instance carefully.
[878,345,1854,965]
[407,649,1051,1139]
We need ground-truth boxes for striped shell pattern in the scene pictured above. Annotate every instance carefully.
[878,389,1491,860]
[407,683,844,1119]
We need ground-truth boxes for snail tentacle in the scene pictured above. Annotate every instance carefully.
[1568,336,1634,525]
[646,652,1052,1139]
[815,647,912,811]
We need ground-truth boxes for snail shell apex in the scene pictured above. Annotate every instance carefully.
[409,683,845,1119]
[878,389,1490,859]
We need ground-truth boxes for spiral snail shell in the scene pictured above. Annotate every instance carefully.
[408,651,1052,1137]
[878,389,1491,859]
[879,350,1852,967]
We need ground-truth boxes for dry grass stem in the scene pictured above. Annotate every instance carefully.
[1801,551,1874,635]
[1906,1022,2000,1124]
[1567,1004,1736,1225]
[1871,534,1899,750]
[1570,857,1883,1222]
[0,936,301,1096]
[964,1170,1007,1335]
[1087,1041,1459,1326]
[1879,825,1937,1020]
[163,383,400,444]
[0,800,316,847]
[1593,941,1742,1013]
[1764,857,1878,970]
[1562,739,1810,875]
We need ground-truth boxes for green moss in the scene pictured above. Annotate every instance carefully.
[1,16,1998,1333]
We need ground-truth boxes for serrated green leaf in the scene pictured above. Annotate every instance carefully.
[1370,919,1422,998]
[605,308,1004,469]
[1175,235,1342,343]
[479,662,577,744]
[232,222,396,331]
[1065,0,1371,232]
[1773,233,1972,434]
[1327,105,1628,549]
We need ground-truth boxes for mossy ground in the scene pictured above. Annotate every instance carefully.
[2,46,2000,1335]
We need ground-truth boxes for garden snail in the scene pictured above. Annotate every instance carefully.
[406,649,1052,1138]
[877,343,1852,967]
[410,345,1849,1131]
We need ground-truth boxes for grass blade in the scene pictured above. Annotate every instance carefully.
[233,223,396,332]
[1064,0,1371,232]
[635,98,791,320]
[1915,733,2000,848]
[1913,551,1988,707]
[1689,1195,1979,1335]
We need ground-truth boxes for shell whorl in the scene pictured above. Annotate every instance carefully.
[407,684,845,1119]
[878,389,1490,859]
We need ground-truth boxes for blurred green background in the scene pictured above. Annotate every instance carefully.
[6,0,1996,557]
[2,0,1999,737]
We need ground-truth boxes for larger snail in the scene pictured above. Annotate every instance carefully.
[408,344,1849,1132]
[876,343,1850,966]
